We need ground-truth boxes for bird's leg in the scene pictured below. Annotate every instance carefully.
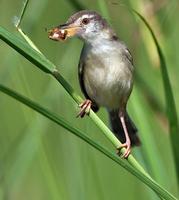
[77,99,92,118]
[117,111,131,158]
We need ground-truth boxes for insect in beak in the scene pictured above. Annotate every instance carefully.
[48,24,81,41]
[48,27,68,41]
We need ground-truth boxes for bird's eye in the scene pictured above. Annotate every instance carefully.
[82,18,90,25]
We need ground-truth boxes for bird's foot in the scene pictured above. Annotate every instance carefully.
[77,99,92,118]
[116,141,131,158]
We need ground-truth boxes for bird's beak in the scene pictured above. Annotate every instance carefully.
[48,23,81,41]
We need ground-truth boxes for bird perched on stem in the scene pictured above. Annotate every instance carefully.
[48,10,141,157]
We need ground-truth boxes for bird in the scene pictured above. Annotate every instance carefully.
[48,10,141,157]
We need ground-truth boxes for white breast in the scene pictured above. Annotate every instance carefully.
[83,42,133,109]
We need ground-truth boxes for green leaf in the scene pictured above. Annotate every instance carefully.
[133,10,179,179]
[0,26,55,73]
[1,25,178,199]
[0,25,140,170]
[0,84,177,200]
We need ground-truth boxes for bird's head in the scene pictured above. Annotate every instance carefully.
[48,10,113,43]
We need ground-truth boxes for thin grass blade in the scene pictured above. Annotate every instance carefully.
[0,84,177,200]
[133,10,179,179]
[14,0,29,28]
[0,26,55,73]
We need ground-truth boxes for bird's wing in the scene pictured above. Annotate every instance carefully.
[123,47,134,66]
[78,45,99,112]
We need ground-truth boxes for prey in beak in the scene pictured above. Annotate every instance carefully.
[48,24,81,41]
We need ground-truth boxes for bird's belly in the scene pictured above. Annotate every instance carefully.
[84,63,133,109]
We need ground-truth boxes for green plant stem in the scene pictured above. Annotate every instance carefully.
[0,25,160,192]
[0,26,177,199]
[0,84,177,200]
[15,0,29,27]
[52,66,150,178]
[14,29,171,200]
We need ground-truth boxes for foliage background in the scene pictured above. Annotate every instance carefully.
[0,0,179,199]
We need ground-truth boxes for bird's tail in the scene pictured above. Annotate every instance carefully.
[108,109,141,146]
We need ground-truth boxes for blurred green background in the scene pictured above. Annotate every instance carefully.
[0,0,179,199]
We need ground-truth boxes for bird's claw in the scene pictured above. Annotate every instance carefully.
[116,141,131,158]
[77,100,92,118]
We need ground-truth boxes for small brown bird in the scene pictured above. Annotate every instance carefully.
[48,10,141,157]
